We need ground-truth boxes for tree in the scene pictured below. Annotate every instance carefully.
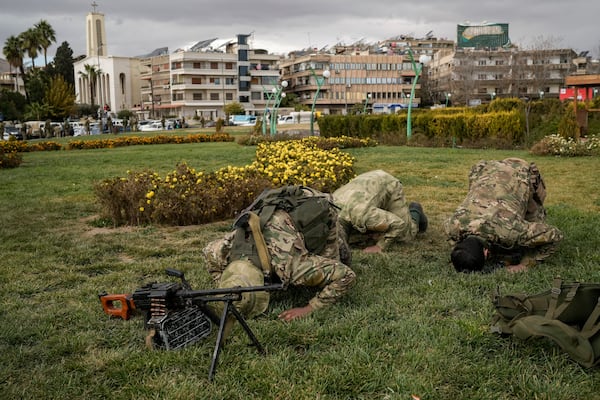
[24,102,51,121]
[49,42,75,87]
[25,68,50,105]
[3,35,25,92]
[0,89,27,121]
[224,101,245,115]
[78,64,101,106]
[20,28,41,69]
[44,75,76,119]
[34,20,56,67]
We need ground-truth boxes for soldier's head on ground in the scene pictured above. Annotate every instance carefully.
[451,236,487,272]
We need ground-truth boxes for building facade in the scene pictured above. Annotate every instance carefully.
[427,47,578,106]
[138,34,281,121]
[73,10,141,116]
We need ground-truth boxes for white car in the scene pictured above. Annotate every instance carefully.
[140,120,173,131]
[73,122,101,136]
[278,115,296,124]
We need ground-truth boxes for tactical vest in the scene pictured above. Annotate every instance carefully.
[491,277,600,367]
[230,186,335,269]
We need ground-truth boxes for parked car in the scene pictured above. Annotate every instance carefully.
[278,115,295,124]
[139,121,164,132]
[72,121,101,136]
[2,125,23,141]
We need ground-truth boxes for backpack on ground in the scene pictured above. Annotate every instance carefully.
[491,277,600,367]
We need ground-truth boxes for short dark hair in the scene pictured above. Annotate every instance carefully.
[451,236,486,272]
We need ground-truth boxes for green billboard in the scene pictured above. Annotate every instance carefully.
[457,23,511,48]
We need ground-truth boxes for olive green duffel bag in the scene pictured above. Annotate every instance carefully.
[491,277,600,367]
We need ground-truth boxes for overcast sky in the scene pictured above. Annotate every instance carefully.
[2,0,599,63]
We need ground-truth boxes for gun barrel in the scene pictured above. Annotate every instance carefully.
[180,283,285,299]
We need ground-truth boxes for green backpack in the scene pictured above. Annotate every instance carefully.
[232,186,335,257]
[491,277,600,367]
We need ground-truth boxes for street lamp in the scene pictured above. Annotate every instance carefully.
[363,93,372,114]
[445,93,451,107]
[261,88,277,136]
[491,92,496,101]
[539,91,544,100]
[405,49,430,139]
[309,68,330,135]
[261,80,287,136]
[270,87,287,135]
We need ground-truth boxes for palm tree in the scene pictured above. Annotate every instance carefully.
[3,35,25,91]
[20,28,42,69]
[78,64,101,106]
[34,20,56,67]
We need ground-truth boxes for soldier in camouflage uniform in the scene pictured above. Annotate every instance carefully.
[332,170,428,253]
[202,187,356,322]
[444,158,563,273]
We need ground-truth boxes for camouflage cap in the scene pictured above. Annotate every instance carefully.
[218,259,269,318]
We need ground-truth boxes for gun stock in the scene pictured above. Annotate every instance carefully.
[98,292,136,320]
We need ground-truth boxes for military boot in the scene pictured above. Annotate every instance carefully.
[409,202,428,233]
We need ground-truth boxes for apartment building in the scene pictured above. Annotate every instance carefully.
[427,47,578,106]
[279,52,416,115]
[138,34,281,121]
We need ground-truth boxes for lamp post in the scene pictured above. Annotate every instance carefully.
[270,81,288,136]
[261,88,277,136]
[261,80,287,136]
[309,68,330,135]
[405,49,430,139]
[363,93,372,114]
[491,92,496,101]
[445,93,451,107]
[270,88,287,135]
[539,90,544,100]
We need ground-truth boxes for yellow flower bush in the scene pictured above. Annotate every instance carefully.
[95,137,361,226]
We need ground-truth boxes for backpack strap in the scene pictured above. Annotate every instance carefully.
[247,211,272,277]
[581,297,600,339]
[546,278,580,320]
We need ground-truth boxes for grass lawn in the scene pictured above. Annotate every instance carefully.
[1,138,600,399]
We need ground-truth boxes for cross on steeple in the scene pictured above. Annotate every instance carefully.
[91,2,99,13]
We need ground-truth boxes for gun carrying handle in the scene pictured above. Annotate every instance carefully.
[99,293,135,320]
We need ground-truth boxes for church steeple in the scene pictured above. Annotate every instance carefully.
[86,2,107,58]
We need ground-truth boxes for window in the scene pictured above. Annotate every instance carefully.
[210,62,218,69]
[191,77,202,84]
[225,93,234,101]
[210,93,219,101]
[193,93,202,100]
[478,60,487,66]
[478,74,487,80]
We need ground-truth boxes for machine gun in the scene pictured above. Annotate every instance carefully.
[99,268,284,380]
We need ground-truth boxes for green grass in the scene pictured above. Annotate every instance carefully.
[1,140,600,399]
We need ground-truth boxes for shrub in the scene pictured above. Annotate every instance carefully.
[0,148,23,168]
[530,134,600,156]
[94,138,357,226]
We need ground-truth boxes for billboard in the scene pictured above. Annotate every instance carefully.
[457,23,510,48]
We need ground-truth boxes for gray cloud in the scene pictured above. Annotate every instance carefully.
[1,0,598,62]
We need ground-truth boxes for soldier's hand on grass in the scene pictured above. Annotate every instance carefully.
[506,263,528,273]
[278,305,314,321]
[363,245,382,253]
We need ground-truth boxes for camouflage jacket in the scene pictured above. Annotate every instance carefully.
[332,170,417,250]
[202,209,355,311]
[444,158,563,262]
